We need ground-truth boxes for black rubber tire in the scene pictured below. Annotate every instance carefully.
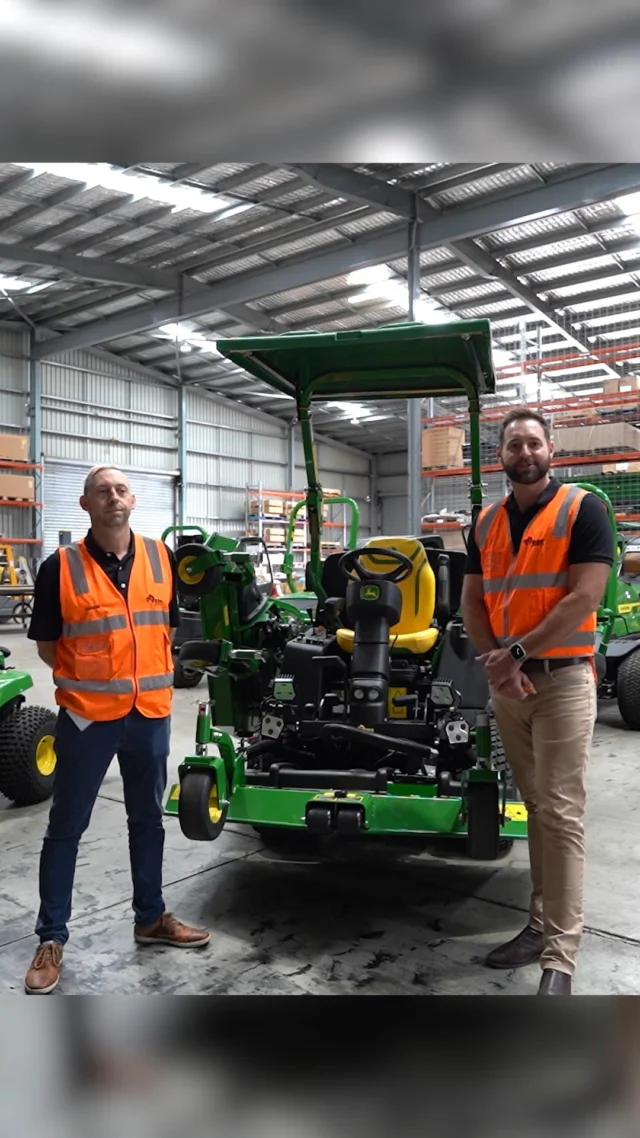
[306,804,334,835]
[335,805,364,836]
[173,658,202,689]
[490,713,520,801]
[466,779,501,861]
[617,649,640,730]
[178,769,228,841]
[175,544,221,598]
[0,705,58,806]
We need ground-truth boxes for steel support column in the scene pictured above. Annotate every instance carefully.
[370,454,379,537]
[286,420,296,491]
[28,331,43,552]
[407,200,422,537]
[177,381,187,528]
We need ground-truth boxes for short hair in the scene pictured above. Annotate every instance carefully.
[83,465,129,496]
[499,407,551,446]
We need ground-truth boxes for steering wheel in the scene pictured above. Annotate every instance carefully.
[339,546,413,584]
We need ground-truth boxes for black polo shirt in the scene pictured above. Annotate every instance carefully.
[27,529,180,643]
[465,478,614,575]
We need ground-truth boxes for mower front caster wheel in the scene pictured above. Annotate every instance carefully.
[178,769,228,841]
[466,780,500,861]
[335,806,364,836]
[306,804,333,835]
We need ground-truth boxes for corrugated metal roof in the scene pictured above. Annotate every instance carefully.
[430,164,540,209]
[1,161,640,454]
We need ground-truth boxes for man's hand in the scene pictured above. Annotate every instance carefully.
[491,672,536,701]
[476,646,522,689]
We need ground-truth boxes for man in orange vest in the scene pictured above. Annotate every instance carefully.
[461,409,613,995]
[24,466,210,994]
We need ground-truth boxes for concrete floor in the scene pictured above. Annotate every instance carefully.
[1,631,639,995]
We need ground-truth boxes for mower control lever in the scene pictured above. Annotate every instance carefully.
[339,546,413,583]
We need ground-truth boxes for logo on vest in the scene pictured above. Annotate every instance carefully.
[523,537,544,547]
[146,594,164,605]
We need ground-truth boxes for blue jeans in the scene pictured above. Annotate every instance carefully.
[36,707,171,945]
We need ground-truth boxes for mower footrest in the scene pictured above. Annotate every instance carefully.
[265,765,389,792]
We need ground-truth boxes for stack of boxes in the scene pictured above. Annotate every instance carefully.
[0,434,34,500]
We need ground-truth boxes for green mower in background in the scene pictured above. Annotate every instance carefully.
[563,482,640,729]
[165,320,528,860]
[0,644,58,807]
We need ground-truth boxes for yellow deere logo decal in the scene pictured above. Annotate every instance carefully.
[362,584,380,600]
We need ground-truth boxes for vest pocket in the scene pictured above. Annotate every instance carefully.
[74,635,115,682]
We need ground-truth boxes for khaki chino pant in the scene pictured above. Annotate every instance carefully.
[491,660,597,976]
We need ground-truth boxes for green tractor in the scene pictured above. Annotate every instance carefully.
[0,644,58,807]
[165,320,527,860]
[571,485,640,729]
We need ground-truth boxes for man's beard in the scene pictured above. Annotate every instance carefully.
[503,456,550,485]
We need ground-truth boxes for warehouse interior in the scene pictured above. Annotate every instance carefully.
[1,161,640,994]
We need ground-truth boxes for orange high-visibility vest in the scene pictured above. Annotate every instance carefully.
[475,483,597,659]
[54,534,174,720]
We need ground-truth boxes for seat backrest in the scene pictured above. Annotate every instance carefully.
[320,552,348,599]
[360,536,436,633]
[622,550,640,578]
[423,545,467,618]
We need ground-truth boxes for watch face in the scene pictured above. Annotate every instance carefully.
[511,643,525,660]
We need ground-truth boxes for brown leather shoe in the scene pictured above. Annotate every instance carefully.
[537,968,572,995]
[25,941,63,995]
[485,925,544,970]
[134,911,210,948]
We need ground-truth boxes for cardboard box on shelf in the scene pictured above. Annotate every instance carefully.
[554,422,640,455]
[263,526,286,545]
[602,462,640,473]
[0,473,35,500]
[422,426,465,470]
[263,497,286,516]
[0,434,28,463]
[603,377,640,395]
[555,407,599,424]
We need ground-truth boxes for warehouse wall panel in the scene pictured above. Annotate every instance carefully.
[42,352,178,474]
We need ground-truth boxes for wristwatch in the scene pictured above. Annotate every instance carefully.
[508,641,528,663]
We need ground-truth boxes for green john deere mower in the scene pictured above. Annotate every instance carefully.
[569,484,640,729]
[165,321,527,860]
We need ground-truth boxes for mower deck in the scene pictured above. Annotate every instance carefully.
[165,776,528,841]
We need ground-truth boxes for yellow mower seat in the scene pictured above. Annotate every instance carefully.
[336,536,439,656]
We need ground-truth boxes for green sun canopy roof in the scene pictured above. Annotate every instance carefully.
[215,319,496,406]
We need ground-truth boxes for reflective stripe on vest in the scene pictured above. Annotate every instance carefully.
[132,610,169,627]
[552,483,585,538]
[498,631,596,651]
[142,537,165,584]
[54,676,135,694]
[62,614,128,638]
[139,672,174,691]
[65,543,90,595]
[475,500,504,551]
[483,571,568,595]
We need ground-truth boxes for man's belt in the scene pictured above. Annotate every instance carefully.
[522,657,589,675]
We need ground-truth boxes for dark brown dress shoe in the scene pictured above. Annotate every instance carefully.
[485,925,544,969]
[537,969,572,995]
